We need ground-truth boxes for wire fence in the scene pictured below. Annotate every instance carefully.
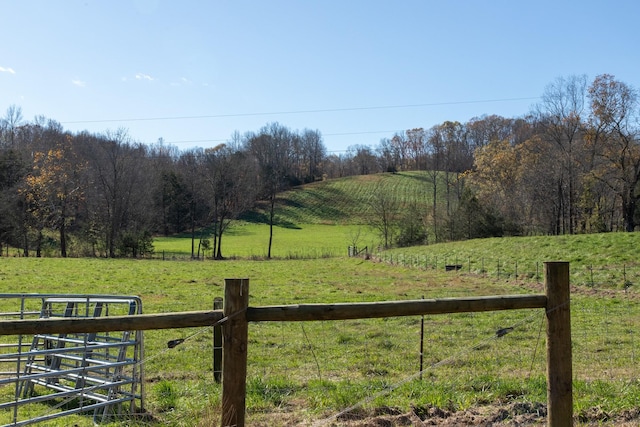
[236,295,639,425]
[0,295,636,425]
[152,248,343,261]
[375,252,640,289]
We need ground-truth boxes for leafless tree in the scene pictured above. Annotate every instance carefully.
[84,129,152,257]
[204,140,256,259]
[347,145,380,176]
[537,74,589,234]
[0,105,24,147]
[368,181,399,249]
[299,128,326,181]
[587,74,640,231]
[246,122,295,258]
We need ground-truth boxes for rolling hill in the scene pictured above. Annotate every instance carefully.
[243,170,438,226]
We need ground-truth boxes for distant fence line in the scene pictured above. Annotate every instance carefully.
[374,252,639,289]
[4,244,637,290]
[0,248,343,261]
[152,248,342,261]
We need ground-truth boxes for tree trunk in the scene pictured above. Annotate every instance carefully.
[212,221,219,260]
[107,229,115,258]
[268,195,275,259]
[215,220,224,260]
[190,222,196,259]
[432,177,438,243]
[36,230,42,258]
[60,221,67,257]
[623,196,637,232]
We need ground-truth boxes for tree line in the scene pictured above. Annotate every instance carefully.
[0,115,331,258]
[354,74,640,245]
[1,73,638,257]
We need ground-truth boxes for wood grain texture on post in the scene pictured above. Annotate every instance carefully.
[221,279,249,427]
[213,297,223,383]
[545,262,573,427]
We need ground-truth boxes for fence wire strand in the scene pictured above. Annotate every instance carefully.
[310,307,546,427]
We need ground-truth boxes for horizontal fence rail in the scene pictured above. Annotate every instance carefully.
[246,295,548,322]
[0,295,547,336]
[0,311,224,336]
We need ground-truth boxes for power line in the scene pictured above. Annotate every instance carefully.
[61,97,539,125]
[160,129,405,146]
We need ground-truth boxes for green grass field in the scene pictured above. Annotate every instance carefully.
[0,241,638,425]
[153,223,378,259]
[382,232,640,289]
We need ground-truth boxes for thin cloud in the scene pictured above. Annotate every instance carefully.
[170,77,192,86]
[0,66,16,74]
[72,79,86,87]
[135,73,155,81]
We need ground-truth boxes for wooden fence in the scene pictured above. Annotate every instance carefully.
[0,262,572,427]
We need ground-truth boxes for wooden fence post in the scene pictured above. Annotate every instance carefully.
[221,279,249,427]
[213,297,223,383]
[545,262,573,427]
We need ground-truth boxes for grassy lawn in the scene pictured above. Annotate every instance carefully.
[153,223,378,259]
[384,232,640,289]
[0,249,637,425]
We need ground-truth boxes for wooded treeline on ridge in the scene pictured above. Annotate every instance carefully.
[0,74,638,257]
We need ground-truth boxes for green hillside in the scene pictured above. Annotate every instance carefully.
[159,171,640,273]
[244,171,437,226]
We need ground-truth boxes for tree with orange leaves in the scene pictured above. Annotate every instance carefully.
[21,136,84,257]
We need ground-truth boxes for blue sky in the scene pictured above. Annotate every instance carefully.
[2,0,639,153]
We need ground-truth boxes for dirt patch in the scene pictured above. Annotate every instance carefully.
[249,404,640,426]
[330,402,547,426]
[326,403,640,426]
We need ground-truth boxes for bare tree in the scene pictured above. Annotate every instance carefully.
[299,129,326,182]
[466,115,515,149]
[246,122,295,258]
[0,146,26,254]
[425,125,444,241]
[175,148,208,257]
[0,105,24,147]
[376,137,400,173]
[405,128,428,170]
[347,145,380,176]
[324,153,349,179]
[204,140,256,259]
[587,74,640,231]
[84,129,152,257]
[537,74,588,234]
[368,180,399,249]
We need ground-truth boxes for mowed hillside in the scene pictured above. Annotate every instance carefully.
[244,171,436,226]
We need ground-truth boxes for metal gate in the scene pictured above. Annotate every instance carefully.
[0,294,144,426]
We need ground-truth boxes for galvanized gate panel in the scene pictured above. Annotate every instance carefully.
[0,294,144,426]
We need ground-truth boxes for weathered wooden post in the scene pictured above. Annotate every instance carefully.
[221,279,249,427]
[545,262,572,427]
[213,297,223,383]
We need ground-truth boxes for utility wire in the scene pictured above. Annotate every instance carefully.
[61,97,539,125]
[159,129,407,146]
